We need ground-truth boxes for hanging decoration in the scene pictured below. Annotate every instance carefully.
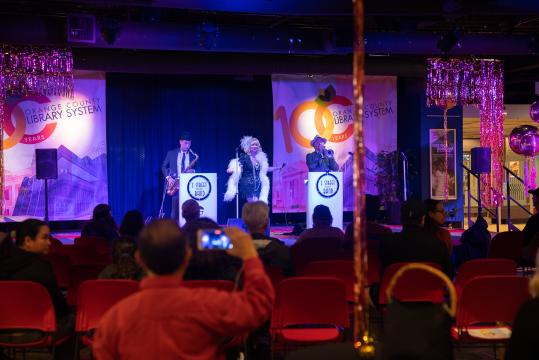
[510,124,539,196]
[530,100,539,123]
[427,58,504,206]
[0,45,74,216]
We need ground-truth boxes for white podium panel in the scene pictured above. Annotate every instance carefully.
[178,173,217,226]
[306,172,343,230]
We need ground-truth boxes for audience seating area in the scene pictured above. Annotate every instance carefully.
[1,227,536,359]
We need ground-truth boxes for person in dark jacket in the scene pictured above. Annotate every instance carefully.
[81,204,119,242]
[242,201,291,275]
[0,219,73,343]
[380,199,454,279]
[457,215,490,266]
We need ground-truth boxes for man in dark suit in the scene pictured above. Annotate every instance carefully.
[306,135,339,172]
[161,132,199,221]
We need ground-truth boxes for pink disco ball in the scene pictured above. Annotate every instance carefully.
[509,127,525,155]
[530,101,539,123]
[520,131,539,157]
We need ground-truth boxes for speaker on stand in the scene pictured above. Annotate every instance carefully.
[35,149,58,222]
[470,147,491,218]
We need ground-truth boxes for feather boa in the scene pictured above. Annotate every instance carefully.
[224,151,270,203]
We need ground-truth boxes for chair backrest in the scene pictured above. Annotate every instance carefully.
[0,281,56,333]
[457,275,530,328]
[76,279,139,332]
[67,263,108,305]
[52,244,103,264]
[75,236,111,255]
[291,237,350,273]
[182,280,235,292]
[487,231,523,262]
[455,259,517,296]
[271,277,349,330]
[43,252,73,289]
[299,260,354,302]
[264,264,285,289]
[367,246,380,286]
[378,262,444,305]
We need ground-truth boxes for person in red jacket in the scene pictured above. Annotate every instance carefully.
[93,219,274,360]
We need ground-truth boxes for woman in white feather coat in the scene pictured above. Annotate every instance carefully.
[224,136,283,204]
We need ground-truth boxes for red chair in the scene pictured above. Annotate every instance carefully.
[0,281,68,357]
[182,280,235,291]
[487,231,523,263]
[271,277,349,353]
[265,265,285,289]
[378,262,445,306]
[67,263,108,305]
[44,252,73,289]
[291,237,350,273]
[52,244,103,264]
[452,275,530,343]
[454,259,517,298]
[299,261,354,302]
[75,279,139,356]
[75,236,111,258]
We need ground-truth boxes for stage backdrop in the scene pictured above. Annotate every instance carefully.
[272,74,396,213]
[2,71,107,221]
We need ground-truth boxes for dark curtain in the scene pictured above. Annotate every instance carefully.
[106,73,273,223]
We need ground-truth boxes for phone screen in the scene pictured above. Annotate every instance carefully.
[197,229,233,250]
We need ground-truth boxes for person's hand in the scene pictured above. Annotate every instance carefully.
[166,177,175,187]
[225,227,258,261]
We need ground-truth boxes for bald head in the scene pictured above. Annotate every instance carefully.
[138,219,188,275]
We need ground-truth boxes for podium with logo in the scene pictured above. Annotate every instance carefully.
[306,172,343,229]
[178,173,217,226]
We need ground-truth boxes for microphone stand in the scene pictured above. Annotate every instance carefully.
[235,148,239,219]
[158,176,169,219]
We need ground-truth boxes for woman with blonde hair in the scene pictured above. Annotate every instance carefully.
[224,136,283,204]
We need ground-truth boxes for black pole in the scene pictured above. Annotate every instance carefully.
[44,179,49,222]
[506,168,512,231]
[477,175,482,218]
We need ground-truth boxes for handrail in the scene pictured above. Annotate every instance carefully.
[503,165,533,231]
[462,163,499,232]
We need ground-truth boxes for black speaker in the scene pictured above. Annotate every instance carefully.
[36,149,58,180]
[470,147,491,174]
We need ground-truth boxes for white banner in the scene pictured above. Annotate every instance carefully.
[2,71,108,221]
[272,74,396,213]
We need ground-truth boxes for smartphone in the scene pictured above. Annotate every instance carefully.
[197,229,233,251]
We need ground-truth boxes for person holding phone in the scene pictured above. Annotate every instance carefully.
[93,220,274,360]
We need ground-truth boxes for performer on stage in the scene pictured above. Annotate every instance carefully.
[224,136,282,204]
[306,135,339,172]
[161,132,199,220]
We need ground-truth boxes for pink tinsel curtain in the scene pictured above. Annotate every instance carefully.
[0,45,74,215]
[427,58,504,206]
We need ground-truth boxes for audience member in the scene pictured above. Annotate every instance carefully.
[242,201,291,275]
[522,187,539,247]
[93,220,274,359]
[181,199,201,224]
[119,210,144,238]
[182,217,242,281]
[505,250,539,360]
[99,236,143,280]
[0,219,73,339]
[379,199,454,279]
[81,204,119,242]
[456,215,490,267]
[365,194,393,241]
[296,205,344,244]
[424,199,452,252]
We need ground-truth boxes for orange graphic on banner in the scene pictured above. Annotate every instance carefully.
[275,93,354,152]
[3,95,57,149]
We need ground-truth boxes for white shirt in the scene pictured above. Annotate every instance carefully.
[177,151,190,176]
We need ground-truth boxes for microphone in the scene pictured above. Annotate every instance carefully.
[400,151,408,161]
[281,162,286,169]
[348,152,353,156]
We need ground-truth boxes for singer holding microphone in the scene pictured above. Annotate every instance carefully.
[161,132,199,220]
[306,135,339,172]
